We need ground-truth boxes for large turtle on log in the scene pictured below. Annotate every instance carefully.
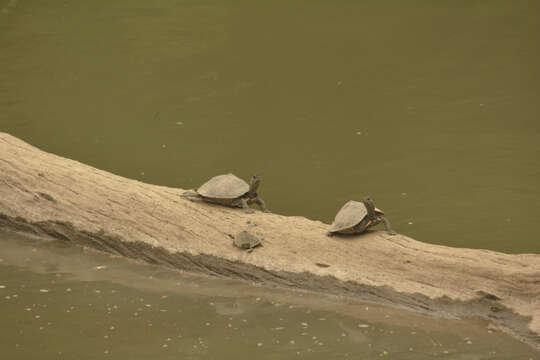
[181,173,269,214]
[327,196,396,236]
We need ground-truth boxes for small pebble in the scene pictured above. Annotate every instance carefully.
[257,342,263,347]
[176,121,184,125]
[0,285,5,289]
[290,340,295,344]
[357,324,369,328]
[39,289,49,293]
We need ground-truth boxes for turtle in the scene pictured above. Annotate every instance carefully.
[181,173,269,214]
[228,231,263,252]
[327,196,396,236]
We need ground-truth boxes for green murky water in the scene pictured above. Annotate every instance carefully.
[1,0,539,253]
[1,0,539,357]
[1,234,538,359]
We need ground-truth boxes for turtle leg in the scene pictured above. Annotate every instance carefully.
[381,217,397,236]
[255,197,270,213]
[181,190,203,202]
[241,198,255,214]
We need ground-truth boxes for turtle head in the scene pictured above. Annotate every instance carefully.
[249,174,261,195]
[362,196,377,218]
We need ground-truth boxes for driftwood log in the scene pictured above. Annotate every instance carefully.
[0,132,539,350]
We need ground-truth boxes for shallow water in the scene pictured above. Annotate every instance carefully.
[1,234,538,359]
[0,0,539,253]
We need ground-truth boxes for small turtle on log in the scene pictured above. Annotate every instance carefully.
[327,196,396,236]
[181,173,269,214]
[228,231,263,253]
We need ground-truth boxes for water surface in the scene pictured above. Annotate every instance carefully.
[1,233,538,359]
[1,0,539,253]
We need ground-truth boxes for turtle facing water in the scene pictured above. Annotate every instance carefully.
[327,196,396,236]
[181,173,269,213]
[229,231,262,252]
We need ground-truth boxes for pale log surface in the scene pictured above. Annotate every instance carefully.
[0,133,539,350]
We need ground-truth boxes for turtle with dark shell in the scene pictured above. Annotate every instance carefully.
[327,196,396,236]
[181,173,269,213]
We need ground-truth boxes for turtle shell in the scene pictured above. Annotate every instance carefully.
[329,200,384,232]
[197,174,249,199]
[233,231,261,249]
